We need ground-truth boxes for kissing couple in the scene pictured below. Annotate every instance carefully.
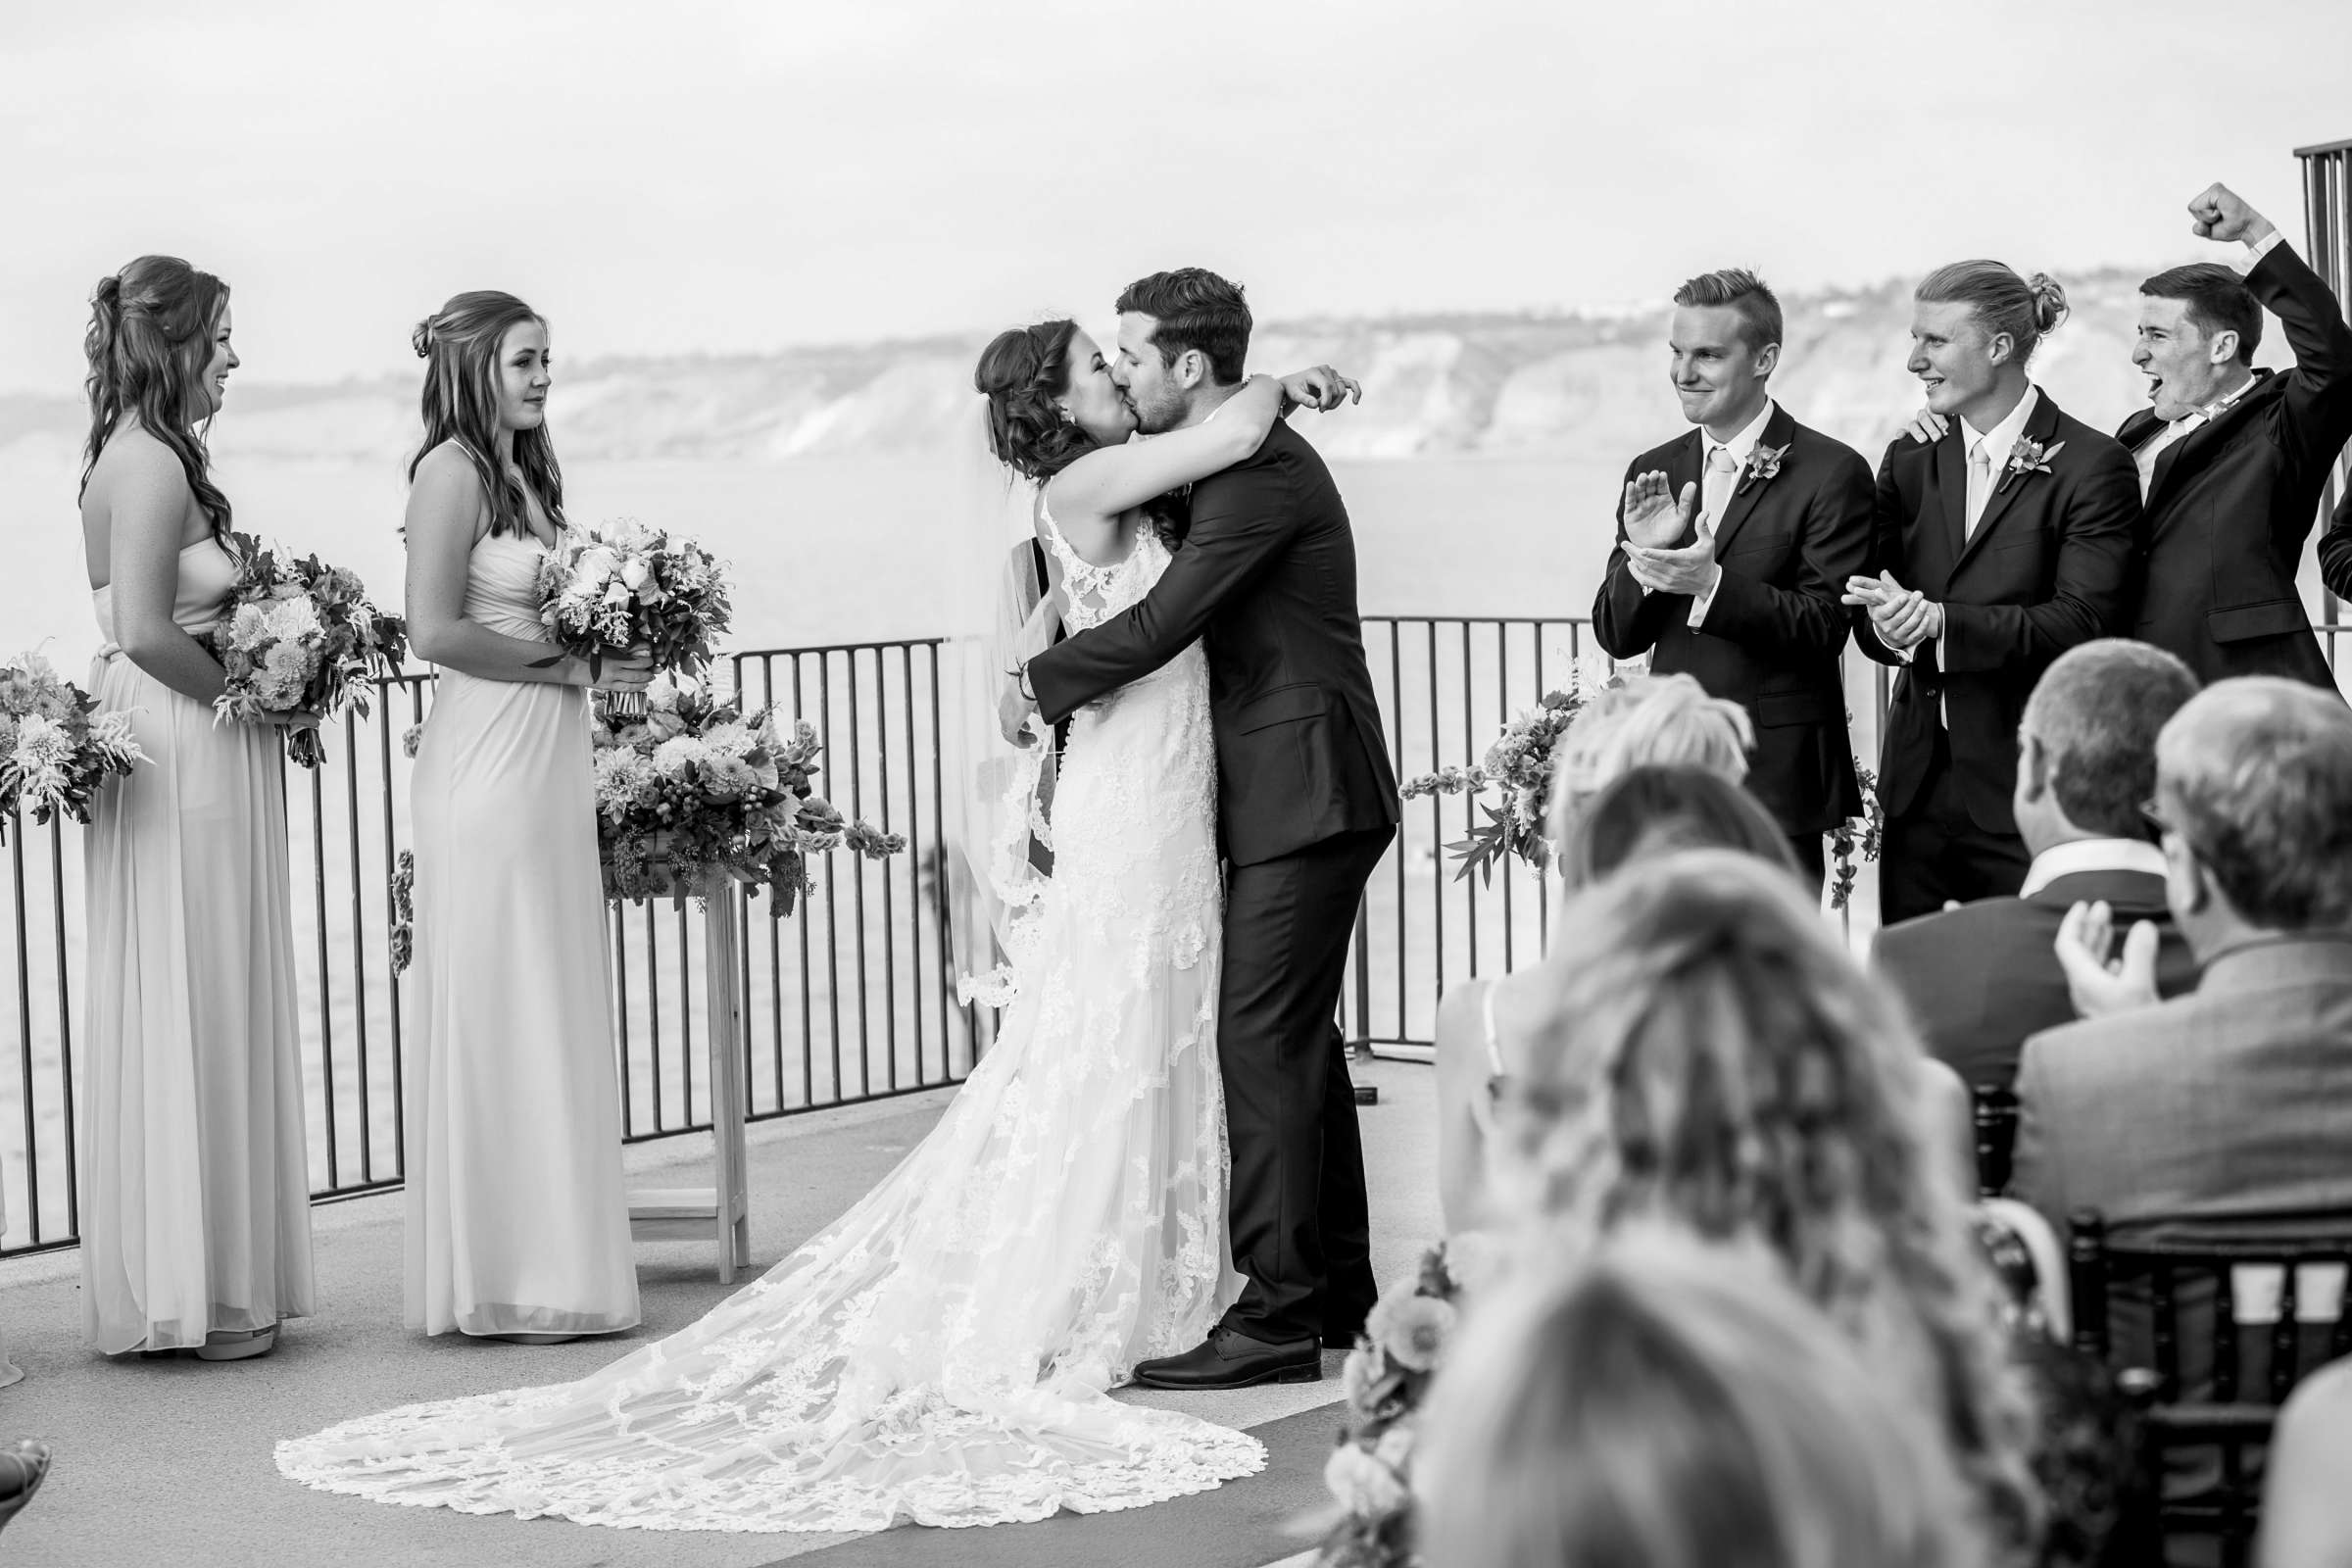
[278,266,1401,1533]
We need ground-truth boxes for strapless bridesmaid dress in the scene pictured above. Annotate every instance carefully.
[402,531,639,1338]
[81,536,316,1353]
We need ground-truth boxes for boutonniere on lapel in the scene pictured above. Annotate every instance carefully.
[1997,437,2064,493]
[1736,442,1788,495]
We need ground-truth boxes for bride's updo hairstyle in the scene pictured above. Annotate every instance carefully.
[975,319,1096,482]
[80,256,234,541]
[1914,261,2070,364]
[409,290,564,539]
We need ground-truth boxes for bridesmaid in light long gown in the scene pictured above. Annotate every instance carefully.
[77,256,316,1359]
[400,292,649,1342]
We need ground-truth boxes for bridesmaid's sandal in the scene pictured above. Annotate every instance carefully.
[192,1327,277,1362]
[0,1441,52,1534]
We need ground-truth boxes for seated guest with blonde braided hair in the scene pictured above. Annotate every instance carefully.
[1435,765,1796,1233]
[1494,851,2044,1560]
[1544,671,1755,832]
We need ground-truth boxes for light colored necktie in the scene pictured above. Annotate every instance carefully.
[1701,445,1740,539]
[1965,441,1992,540]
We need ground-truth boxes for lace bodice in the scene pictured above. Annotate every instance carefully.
[1038,499,1169,631]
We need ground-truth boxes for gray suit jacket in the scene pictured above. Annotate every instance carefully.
[2013,933,2352,1495]
[2012,933,2352,1245]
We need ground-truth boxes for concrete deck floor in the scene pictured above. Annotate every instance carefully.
[0,1053,1438,1568]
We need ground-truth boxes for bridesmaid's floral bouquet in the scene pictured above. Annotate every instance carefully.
[1313,1235,1502,1568]
[1398,680,1594,884]
[0,651,146,843]
[590,672,903,913]
[211,535,408,768]
[536,520,732,715]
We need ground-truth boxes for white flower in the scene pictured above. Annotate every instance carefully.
[652,735,715,776]
[1322,1443,1407,1519]
[618,558,651,592]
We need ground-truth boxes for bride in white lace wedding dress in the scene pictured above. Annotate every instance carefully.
[276,325,1353,1532]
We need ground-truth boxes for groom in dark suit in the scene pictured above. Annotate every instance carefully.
[1846,262,2139,924]
[1004,270,1399,1389]
[2123,183,2352,689]
[1592,269,1872,890]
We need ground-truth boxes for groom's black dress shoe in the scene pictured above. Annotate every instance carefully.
[1133,1327,1321,1390]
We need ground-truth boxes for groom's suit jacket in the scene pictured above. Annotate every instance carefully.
[1026,418,1399,866]
[1591,404,1871,835]
[2122,242,2352,691]
[1856,393,2138,832]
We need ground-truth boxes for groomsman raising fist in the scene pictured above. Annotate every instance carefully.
[1846,264,2137,925]
[2125,183,2352,687]
[1592,270,1873,889]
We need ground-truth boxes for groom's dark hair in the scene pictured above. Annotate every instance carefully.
[1116,269,1251,386]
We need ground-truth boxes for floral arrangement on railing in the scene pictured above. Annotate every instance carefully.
[0,652,146,843]
[536,519,731,717]
[1398,679,1593,884]
[211,534,408,767]
[1313,1235,1502,1568]
[1398,673,1882,910]
[590,673,903,910]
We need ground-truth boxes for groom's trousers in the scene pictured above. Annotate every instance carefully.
[1218,824,1394,1347]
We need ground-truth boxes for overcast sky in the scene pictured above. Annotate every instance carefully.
[4,0,2348,393]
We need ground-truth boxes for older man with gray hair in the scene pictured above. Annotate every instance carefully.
[2012,675,2352,1522]
[2015,675,2352,1239]
[1875,639,2203,1088]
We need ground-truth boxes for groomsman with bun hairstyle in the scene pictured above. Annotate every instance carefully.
[2120,182,2352,689]
[1591,269,1873,889]
[1846,263,2138,926]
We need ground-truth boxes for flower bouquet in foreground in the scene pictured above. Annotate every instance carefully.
[536,519,731,718]
[1398,678,1597,885]
[0,651,146,843]
[1313,1236,1500,1568]
[210,535,408,767]
[591,673,903,912]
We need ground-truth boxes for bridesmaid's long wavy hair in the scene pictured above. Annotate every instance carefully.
[409,291,564,538]
[79,256,234,542]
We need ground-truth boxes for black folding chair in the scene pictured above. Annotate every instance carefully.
[2068,1209,2352,1567]
[1972,1082,2019,1198]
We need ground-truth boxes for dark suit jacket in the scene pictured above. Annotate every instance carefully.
[2123,243,2352,688]
[1025,418,1399,867]
[2011,933,2352,1411]
[2314,484,2352,619]
[1872,861,2198,1087]
[1855,392,2139,831]
[1591,404,1870,834]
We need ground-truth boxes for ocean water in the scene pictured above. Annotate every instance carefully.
[0,449,1632,1251]
[3,450,1625,662]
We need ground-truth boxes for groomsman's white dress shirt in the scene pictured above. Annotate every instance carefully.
[1637,397,1777,627]
[1894,386,2042,728]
